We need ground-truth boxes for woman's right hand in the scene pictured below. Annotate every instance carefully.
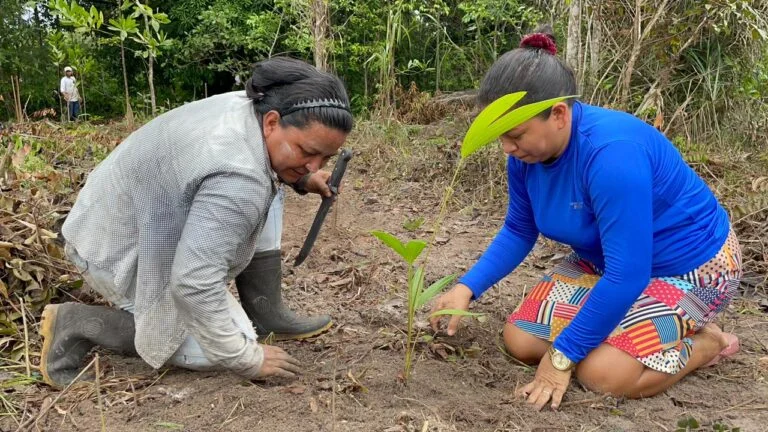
[255,344,302,378]
[429,283,474,336]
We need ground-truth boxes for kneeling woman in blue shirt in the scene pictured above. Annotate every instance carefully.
[430,27,742,410]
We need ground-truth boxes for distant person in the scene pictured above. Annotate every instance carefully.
[59,66,81,121]
[430,25,742,410]
[40,57,353,388]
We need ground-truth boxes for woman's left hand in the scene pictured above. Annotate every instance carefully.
[304,171,334,197]
[516,351,572,411]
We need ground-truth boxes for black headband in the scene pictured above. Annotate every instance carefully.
[281,98,351,116]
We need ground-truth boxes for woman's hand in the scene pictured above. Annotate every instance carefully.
[304,171,335,197]
[429,284,473,335]
[255,344,302,379]
[516,351,572,411]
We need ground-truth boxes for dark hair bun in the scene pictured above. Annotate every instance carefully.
[520,33,557,55]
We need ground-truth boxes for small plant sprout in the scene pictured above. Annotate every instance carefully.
[371,230,478,381]
[372,92,575,382]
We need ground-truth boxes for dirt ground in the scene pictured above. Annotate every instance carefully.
[3,129,768,432]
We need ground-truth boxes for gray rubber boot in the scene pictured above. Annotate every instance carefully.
[236,250,332,340]
[40,303,137,388]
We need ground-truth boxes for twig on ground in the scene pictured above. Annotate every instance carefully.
[716,396,760,413]
[331,347,338,432]
[220,396,244,427]
[17,295,31,377]
[560,396,607,407]
[94,354,106,432]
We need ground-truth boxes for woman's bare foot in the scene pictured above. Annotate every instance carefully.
[699,323,740,367]
[699,323,729,351]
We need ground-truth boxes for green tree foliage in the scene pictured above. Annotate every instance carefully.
[0,1,58,121]
[0,0,765,148]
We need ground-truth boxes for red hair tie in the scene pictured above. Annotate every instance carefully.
[520,33,557,56]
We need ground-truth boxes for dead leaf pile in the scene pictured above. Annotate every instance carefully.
[0,121,129,365]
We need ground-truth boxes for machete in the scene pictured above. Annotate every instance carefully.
[294,148,353,266]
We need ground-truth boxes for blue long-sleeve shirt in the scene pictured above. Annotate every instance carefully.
[459,102,730,363]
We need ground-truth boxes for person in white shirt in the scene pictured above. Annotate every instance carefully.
[59,66,81,121]
[39,57,353,389]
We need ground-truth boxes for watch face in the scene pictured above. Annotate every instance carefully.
[552,351,570,370]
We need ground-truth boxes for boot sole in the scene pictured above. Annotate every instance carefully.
[261,320,334,341]
[39,304,61,388]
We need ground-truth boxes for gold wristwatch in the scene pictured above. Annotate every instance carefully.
[548,346,576,371]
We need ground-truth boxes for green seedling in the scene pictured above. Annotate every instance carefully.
[372,230,478,381]
[402,216,425,232]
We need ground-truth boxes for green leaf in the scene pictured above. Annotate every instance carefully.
[416,274,457,309]
[371,230,406,259]
[461,92,526,157]
[429,309,484,318]
[402,216,424,232]
[402,240,427,265]
[460,93,578,159]
[677,416,700,429]
[371,230,426,265]
[408,266,425,307]
[154,12,170,24]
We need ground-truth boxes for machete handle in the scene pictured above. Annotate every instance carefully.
[327,149,353,194]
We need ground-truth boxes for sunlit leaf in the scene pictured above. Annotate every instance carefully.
[371,230,406,260]
[402,240,427,265]
[461,93,578,159]
[408,266,424,308]
[461,92,526,158]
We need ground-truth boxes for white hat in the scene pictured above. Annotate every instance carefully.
[64,66,73,72]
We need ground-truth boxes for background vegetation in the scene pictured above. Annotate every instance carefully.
[0,0,765,144]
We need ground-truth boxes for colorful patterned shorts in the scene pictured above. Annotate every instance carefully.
[508,230,742,374]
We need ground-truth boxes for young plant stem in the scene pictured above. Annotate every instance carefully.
[404,263,414,381]
[401,160,464,382]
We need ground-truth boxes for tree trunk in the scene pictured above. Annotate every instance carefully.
[435,24,441,93]
[121,41,134,125]
[118,0,134,125]
[80,71,86,118]
[310,0,329,72]
[11,75,24,123]
[566,0,581,73]
[58,85,65,123]
[589,2,601,86]
[143,13,157,115]
[148,53,156,114]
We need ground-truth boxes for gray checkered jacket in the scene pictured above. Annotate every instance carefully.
[63,92,276,372]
